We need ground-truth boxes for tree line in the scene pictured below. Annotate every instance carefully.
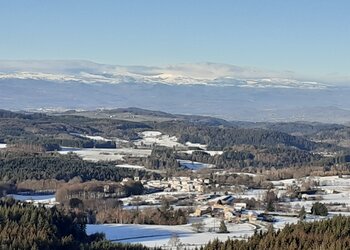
[201,215,350,250]
[0,151,160,183]
[154,121,322,151]
[0,198,157,250]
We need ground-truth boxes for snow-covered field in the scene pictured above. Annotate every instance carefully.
[180,150,223,156]
[271,175,350,187]
[271,178,299,186]
[0,143,7,149]
[316,176,350,186]
[135,131,185,148]
[272,214,336,230]
[237,189,267,201]
[185,142,207,150]
[120,191,196,206]
[70,133,111,142]
[272,216,299,230]
[177,160,215,170]
[70,133,129,144]
[115,164,146,170]
[286,191,350,212]
[59,147,152,162]
[60,131,223,163]
[270,175,350,212]
[87,218,255,248]
[7,194,56,205]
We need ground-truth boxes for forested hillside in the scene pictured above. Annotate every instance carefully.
[127,146,324,171]
[0,199,154,250]
[0,109,337,153]
[202,215,350,250]
[0,109,149,149]
[154,121,322,151]
[0,151,158,183]
[1,109,349,175]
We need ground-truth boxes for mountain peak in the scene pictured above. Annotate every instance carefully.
[0,60,328,89]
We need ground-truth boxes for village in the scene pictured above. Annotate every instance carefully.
[5,130,350,249]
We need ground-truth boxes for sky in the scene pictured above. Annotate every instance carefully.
[0,0,349,82]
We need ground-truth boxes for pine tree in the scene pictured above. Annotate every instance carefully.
[218,220,228,233]
[311,202,328,216]
[299,206,306,220]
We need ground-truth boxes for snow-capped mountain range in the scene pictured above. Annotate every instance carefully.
[0,60,328,89]
[1,60,350,123]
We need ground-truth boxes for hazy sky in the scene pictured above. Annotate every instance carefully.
[0,1,349,80]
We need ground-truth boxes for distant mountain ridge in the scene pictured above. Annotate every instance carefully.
[1,60,350,123]
[0,60,328,89]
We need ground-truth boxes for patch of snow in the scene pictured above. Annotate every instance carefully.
[116,164,145,170]
[135,131,185,148]
[232,172,258,177]
[8,194,56,205]
[185,142,207,150]
[71,133,111,142]
[205,150,223,156]
[180,150,223,156]
[285,191,350,212]
[272,216,299,230]
[58,147,152,162]
[86,220,255,248]
[271,176,350,187]
[237,189,268,201]
[0,143,7,149]
[141,131,162,137]
[271,178,298,186]
[177,160,215,170]
[59,146,82,152]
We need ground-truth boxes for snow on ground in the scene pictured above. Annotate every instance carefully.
[8,194,56,205]
[180,150,223,156]
[272,216,299,230]
[271,175,350,212]
[58,147,151,162]
[213,170,258,177]
[316,176,350,186]
[141,131,162,137]
[84,135,111,141]
[70,133,111,142]
[185,142,207,150]
[237,189,267,201]
[0,143,6,149]
[115,164,146,170]
[135,131,184,148]
[271,178,298,186]
[271,176,350,187]
[120,191,196,206]
[70,133,129,144]
[204,150,223,156]
[59,146,83,152]
[274,214,326,228]
[177,160,215,170]
[286,191,350,212]
[232,172,258,177]
[86,219,255,248]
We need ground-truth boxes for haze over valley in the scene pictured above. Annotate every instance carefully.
[1,60,350,123]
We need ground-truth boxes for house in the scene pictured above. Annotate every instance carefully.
[234,202,247,211]
[247,211,258,222]
[224,211,236,221]
[194,206,212,217]
[208,195,234,205]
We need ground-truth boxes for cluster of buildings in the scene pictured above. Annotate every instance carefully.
[192,195,253,222]
[144,176,210,193]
